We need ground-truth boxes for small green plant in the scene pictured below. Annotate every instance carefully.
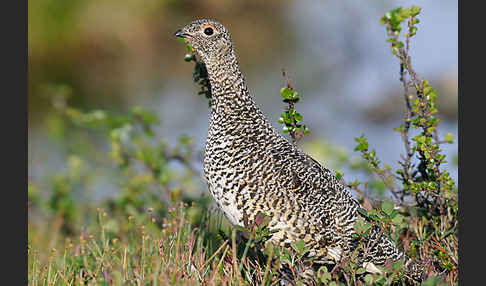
[278,70,310,144]
[346,5,458,285]
[180,38,212,105]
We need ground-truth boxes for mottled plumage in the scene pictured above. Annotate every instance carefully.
[175,19,423,283]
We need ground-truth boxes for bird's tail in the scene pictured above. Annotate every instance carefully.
[402,255,425,283]
[359,225,424,284]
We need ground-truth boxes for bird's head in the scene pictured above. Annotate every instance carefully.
[174,19,233,63]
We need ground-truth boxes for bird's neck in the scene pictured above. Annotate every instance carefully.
[205,52,259,121]
[203,50,290,153]
[202,52,272,136]
[206,52,247,106]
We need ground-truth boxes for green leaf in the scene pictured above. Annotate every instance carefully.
[411,5,422,16]
[335,170,343,180]
[392,259,404,271]
[280,87,294,99]
[364,274,374,285]
[303,126,310,134]
[400,8,411,19]
[185,43,193,52]
[356,268,366,275]
[281,112,291,123]
[317,266,331,283]
[409,26,418,36]
[357,207,367,217]
[354,135,369,152]
[354,216,372,235]
[381,201,394,216]
[291,239,306,254]
[392,214,403,226]
[367,210,381,221]
[421,277,440,286]
[184,54,193,62]
[294,112,303,122]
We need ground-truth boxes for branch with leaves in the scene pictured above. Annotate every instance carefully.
[278,70,310,144]
[349,6,458,284]
[180,38,212,105]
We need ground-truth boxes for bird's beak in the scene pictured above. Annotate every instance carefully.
[174,29,186,38]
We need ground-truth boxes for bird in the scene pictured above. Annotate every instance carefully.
[174,19,423,283]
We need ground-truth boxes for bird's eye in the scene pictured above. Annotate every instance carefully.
[204,27,214,36]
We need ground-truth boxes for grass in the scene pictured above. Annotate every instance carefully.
[28,202,287,286]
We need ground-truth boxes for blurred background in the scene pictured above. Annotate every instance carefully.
[28,0,457,206]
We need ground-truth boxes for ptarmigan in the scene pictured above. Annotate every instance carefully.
[175,19,423,283]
